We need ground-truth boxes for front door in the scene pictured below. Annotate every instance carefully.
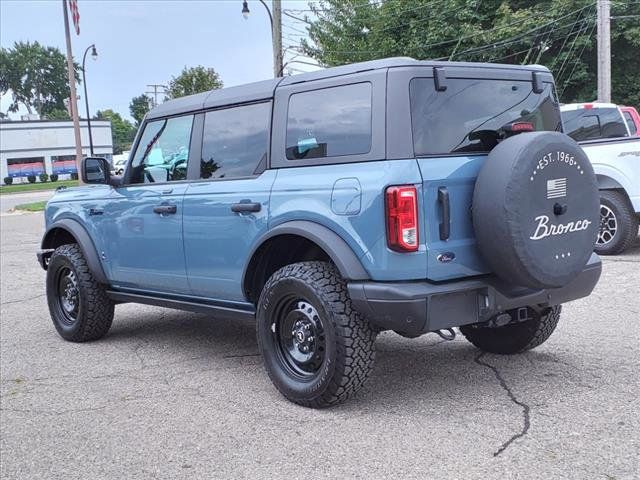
[102,114,195,294]
[182,101,275,302]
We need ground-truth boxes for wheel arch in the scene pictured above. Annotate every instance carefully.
[242,221,370,303]
[41,219,108,284]
[596,174,625,191]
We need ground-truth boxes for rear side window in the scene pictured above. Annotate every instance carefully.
[410,78,561,156]
[201,102,271,179]
[285,83,372,160]
[561,107,629,141]
[623,111,637,136]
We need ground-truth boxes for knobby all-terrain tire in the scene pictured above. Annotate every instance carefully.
[595,190,639,255]
[46,244,114,342]
[256,261,377,408]
[460,305,562,355]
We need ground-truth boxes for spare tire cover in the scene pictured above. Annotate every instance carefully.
[473,131,599,289]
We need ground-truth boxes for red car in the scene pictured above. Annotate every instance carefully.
[620,106,640,136]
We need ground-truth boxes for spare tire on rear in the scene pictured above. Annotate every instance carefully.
[473,131,599,289]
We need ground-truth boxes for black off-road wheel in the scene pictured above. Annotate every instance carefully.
[460,305,562,355]
[46,244,114,342]
[595,190,639,255]
[256,261,377,408]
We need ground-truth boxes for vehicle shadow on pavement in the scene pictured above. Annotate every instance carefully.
[618,233,640,256]
[103,306,570,410]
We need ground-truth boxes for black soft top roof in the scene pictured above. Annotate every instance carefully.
[146,57,551,120]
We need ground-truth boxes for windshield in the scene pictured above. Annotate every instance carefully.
[410,78,561,156]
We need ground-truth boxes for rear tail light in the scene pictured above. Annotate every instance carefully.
[509,122,534,132]
[386,185,419,252]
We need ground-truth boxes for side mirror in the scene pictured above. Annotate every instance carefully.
[81,157,110,184]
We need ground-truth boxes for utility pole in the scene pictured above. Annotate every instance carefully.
[146,84,167,108]
[272,0,283,77]
[597,0,611,102]
[62,0,83,180]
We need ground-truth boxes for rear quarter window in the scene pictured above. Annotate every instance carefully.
[285,83,372,160]
[409,77,561,156]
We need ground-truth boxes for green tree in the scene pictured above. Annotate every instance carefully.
[129,93,151,126]
[0,41,80,116]
[45,108,71,120]
[166,66,223,99]
[302,0,640,105]
[94,109,136,154]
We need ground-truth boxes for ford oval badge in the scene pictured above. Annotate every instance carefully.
[437,252,456,263]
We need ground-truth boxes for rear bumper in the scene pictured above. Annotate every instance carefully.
[348,253,602,336]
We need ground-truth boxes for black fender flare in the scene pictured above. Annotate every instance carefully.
[242,220,370,290]
[41,219,109,285]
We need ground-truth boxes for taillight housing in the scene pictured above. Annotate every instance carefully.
[385,185,419,252]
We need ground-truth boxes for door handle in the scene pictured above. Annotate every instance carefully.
[438,186,450,241]
[231,201,261,213]
[153,204,177,215]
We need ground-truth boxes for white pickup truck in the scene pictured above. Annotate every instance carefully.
[561,103,640,254]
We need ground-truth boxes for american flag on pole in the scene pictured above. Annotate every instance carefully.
[68,0,80,35]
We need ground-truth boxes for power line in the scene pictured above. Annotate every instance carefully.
[555,7,597,86]
[303,2,595,53]
[146,84,167,108]
[289,2,597,59]
[446,6,595,60]
[559,18,598,98]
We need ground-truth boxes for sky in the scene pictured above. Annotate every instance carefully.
[0,0,319,121]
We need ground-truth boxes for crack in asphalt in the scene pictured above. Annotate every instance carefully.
[223,353,260,358]
[0,293,45,306]
[0,405,109,417]
[474,352,531,457]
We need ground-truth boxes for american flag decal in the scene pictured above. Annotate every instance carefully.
[68,0,80,35]
[547,178,567,199]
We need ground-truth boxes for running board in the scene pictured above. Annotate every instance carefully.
[107,290,255,320]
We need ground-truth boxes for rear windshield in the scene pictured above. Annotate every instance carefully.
[561,107,629,141]
[410,78,561,156]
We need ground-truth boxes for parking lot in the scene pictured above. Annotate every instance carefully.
[1,211,638,480]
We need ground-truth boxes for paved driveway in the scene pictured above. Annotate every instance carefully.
[1,213,639,479]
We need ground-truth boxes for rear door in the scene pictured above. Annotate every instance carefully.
[392,67,562,281]
[182,101,275,303]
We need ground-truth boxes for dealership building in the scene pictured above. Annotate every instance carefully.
[0,119,113,183]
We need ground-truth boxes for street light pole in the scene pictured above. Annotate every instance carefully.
[242,0,283,77]
[82,44,98,156]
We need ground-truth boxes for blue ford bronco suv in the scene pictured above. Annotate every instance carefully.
[38,58,602,408]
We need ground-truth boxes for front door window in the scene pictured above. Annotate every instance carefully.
[129,115,194,184]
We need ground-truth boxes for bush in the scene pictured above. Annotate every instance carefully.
[27,175,36,184]
[70,172,79,180]
[3,177,13,185]
[50,174,59,182]
[39,173,49,183]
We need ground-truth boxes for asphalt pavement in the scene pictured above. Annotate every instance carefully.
[1,213,639,479]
